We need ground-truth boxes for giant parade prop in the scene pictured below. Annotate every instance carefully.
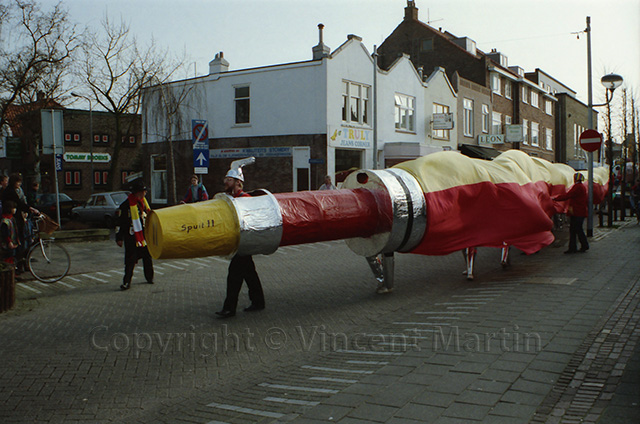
[145,150,608,292]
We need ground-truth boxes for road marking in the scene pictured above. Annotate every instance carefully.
[436,302,487,305]
[346,360,389,365]
[211,257,229,264]
[163,263,185,270]
[377,342,418,348]
[17,283,41,293]
[452,295,497,299]
[189,258,210,265]
[309,376,357,384]
[205,421,231,424]
[263,396,320,406]
[393,322,452,326]
[413,314,461,319]
[415,311,469,315]
[301,365,373,374]
[206,402,284,419]
[84,274,108,283]
[445,306,479,310]
[64,276,81,282]
[108,270,124,276]
[154,270,164,275]
[33,281,49,287]
[96,272,112,278]
[57,281,75,289]
[258,383,339,394]
[280,245,301,251]
[404,328,437,333]
[334,349,402,356]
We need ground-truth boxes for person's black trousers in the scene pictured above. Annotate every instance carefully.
[223,254,265,312]
[123,243,154,286]
[568,216,589,252]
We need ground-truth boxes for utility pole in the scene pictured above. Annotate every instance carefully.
[586,16,595,236]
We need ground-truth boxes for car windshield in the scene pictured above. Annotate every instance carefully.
[111,192,128,205]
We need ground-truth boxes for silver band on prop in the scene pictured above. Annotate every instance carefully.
[342,168,426,257]
[216,190,283,256]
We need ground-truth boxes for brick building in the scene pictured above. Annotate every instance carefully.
[3,98,142,202]
[377,1,562,162]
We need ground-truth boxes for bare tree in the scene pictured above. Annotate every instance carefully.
[78,14,182,190]
[0,0,78,129]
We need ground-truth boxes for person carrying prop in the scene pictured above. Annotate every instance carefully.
[216,157,265,319]
[553,172,589,254]
[116,178,154,290]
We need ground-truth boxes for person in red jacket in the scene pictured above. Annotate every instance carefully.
[553,173,589,254]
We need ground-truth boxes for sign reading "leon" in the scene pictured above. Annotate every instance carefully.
[478,134,505,145]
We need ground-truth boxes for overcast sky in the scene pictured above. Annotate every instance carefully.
[62,0,639,127]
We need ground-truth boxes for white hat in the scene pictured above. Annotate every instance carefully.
[225,157,255,182]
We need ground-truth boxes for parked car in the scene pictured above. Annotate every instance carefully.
[38,193,81,219]
[71,191,129,227]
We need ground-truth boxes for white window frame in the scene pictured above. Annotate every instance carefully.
[522,86,528,104]
[505,115,512,125]
[234,85,250,125]
[151,154,168,204]
[531,122,539,146]
[463,98,474,137]
[481,104,489,133]
[531,91,539,108]
[342,80,370,126]
[545,128,553,150]
[395,93,416,132]
[432,103,450,140]
[491,74,501,95]
[545,100,553,115]
[492,111,502,135]
[523,119,529,144]
[505,80,512,99]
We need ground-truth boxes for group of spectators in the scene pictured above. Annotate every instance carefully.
[0,174,41,272]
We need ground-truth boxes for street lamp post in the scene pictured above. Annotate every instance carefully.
[600,74,624,227]
[71,93,94,195]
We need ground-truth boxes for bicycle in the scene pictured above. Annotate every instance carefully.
[26,214,70,283]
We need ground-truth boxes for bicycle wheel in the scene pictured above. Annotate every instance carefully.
[28,240,71,283]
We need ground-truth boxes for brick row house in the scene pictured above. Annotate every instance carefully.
[377,1,595,164]
[2,96,142,203]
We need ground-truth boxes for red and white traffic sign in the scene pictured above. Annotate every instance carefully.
[579,129,603,152]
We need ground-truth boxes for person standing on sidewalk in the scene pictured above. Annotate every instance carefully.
[553,172,589,254]
[116,178,154,290]
[318,175,337,190]
[216,158,265,319]
[181,174,209,204]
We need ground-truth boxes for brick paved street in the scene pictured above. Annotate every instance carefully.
[0,221,639,423]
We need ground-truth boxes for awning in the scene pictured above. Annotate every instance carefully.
[459,144,501,160]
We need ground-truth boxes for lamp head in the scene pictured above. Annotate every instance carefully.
[601,74,623,91]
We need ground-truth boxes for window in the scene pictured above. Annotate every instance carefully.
[545,100,553,115]
[94,134,109,144]
[94,171,109,186]
[64,132,81,144]
[121,170,136,185]
[481,105,489,133]
[492,112,502,134]
[491,74,501,95]
[545,128,553,150]
[342,81,370,125]
[531,91,539,108]
[121,135,136,145]
[432,103,450,140]
[234,85,250,124]
[463,98,474,137]
[505,116,512,125]
[394,93,415,132]
[523,119,529,144]
[151,154,167,204]
[522,86,528,104]
[421,39,433,51]
[531,122,539,146]
[505,81,512,99]
[64,170,81,187]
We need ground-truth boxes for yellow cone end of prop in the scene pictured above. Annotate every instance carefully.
[145,198,240,259]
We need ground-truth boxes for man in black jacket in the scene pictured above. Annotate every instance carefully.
[116,179,153,290]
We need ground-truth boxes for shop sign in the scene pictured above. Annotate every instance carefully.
[478,134,505,145]
[328,127,373,149]
[63,152,111,163]
[210,146,292,159]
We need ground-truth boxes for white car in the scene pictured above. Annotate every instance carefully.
[71,191,129,227]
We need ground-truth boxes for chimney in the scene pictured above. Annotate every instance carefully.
[209,52,229,75]
[404,0,418,20]
[312,23,331,60]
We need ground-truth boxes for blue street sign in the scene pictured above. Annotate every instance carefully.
[55,153,63,171]
[192,119,209,174]
[193,148,209,174]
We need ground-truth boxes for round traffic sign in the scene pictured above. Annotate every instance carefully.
[193,123,208,142]
[579,129,602,152]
